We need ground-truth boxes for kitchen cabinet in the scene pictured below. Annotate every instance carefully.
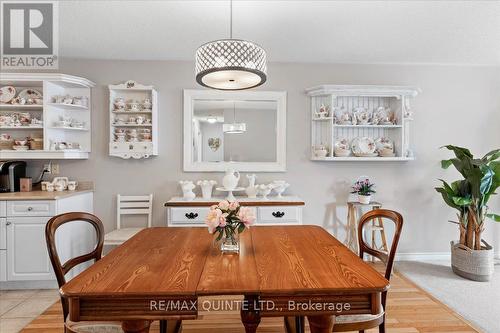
[6,217,52,281]
[0,190,94,287]
[0,73,95,160]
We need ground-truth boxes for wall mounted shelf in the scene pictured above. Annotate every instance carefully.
[307,85,419,162]
[47,103,88,110]
[0,73,95,160]
[109,80,158,159]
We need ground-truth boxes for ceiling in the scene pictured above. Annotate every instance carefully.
[59,1,500,65]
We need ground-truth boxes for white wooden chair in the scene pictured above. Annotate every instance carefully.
[104,194,153,246]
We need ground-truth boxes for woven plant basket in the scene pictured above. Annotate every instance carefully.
[451,240,494,282]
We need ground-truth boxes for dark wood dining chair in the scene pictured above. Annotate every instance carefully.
[285,209,403,333]
[46,212,174,333]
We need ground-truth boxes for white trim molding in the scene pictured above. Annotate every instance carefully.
[305,85,420,97]
[396,251,500,261]
[183,89,287,172]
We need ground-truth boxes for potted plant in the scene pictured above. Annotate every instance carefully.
[435,145,499,281]
[351,178,376,204]
[204,200,255,254]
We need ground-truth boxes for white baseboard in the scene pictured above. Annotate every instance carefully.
[0,280,58,290]
[396,251,500,261]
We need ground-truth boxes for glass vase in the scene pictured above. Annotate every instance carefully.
[220,227,240,254]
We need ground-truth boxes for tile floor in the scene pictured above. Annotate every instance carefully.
[0,289,59,333]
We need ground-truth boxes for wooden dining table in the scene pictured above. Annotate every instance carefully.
[61,226,389,333]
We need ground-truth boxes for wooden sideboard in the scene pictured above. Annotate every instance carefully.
[164,196,305,227]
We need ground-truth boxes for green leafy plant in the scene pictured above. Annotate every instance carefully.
[435,145,500,250]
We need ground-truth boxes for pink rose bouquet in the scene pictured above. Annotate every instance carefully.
[205,200,255,242]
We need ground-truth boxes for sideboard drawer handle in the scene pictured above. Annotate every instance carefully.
[185,212,199,219]
[272,211,285,218]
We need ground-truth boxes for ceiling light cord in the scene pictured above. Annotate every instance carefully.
[229,0,233,39]
[233,101,237,122]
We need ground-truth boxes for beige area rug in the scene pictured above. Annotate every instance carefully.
[396,260,500,333]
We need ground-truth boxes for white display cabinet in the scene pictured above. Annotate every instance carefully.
[108,81,158,159]
[0,73,95,159]
[306,85,419,161]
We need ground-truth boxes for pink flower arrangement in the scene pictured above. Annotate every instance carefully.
[351,178,376,196]
[205,200,255,241]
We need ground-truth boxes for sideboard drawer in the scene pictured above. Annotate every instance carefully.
[7,201,56,217]
[170,207,210,225]
[258,206,301,224]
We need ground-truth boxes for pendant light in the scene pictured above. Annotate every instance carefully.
[195,0,267,90]
[223,102,246,134]
[206,115,217,123]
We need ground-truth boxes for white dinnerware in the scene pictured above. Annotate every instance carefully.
[314,144,329,158]
[352,137,376,156]
[334,107,351,125]
[222,169,240,190]
[127,101,141,112]
[334,138,351,157]
[179,180,196,201]
[257,184,273,200]
[142,98,152,110]
[0,86,16,103]
[315,104,329,118]
[353,107,372,125]
[67,181,78,191]
[271,181,290,198]
[245,174,258,198]
[197,180,217,199]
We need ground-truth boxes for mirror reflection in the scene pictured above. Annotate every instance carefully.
[192,100,277,163]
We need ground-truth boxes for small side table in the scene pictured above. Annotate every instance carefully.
[346,201,388,256]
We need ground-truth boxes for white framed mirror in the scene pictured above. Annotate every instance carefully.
[183,90,286,172]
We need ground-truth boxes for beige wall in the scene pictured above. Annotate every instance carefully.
[25,58,500,256]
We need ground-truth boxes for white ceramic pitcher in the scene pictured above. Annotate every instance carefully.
[222,169,240,190]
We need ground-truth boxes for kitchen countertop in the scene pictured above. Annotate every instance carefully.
[0,182,94,200]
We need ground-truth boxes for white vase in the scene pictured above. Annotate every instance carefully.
[257,184,272,200]
[179,181,196,201]
[245,174,258,198]
[358,194,371,204]
[222,169,240,190]
[197,180,217,199]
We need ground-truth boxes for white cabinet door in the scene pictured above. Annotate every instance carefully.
[6,217,53,281]
[0,201,6,217]
[0,218,6,250]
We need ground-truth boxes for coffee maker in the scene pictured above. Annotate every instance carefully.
[0,161,27,192]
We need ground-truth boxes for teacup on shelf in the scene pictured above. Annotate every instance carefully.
[142,98,152,110]
[127,102,140,112]
[334,148,351,157]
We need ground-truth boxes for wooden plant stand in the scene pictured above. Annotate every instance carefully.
[346,201,389,257]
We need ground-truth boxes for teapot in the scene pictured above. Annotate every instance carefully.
[314,144,328,158]
[315,104,329,118]
[222,169,240,190]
